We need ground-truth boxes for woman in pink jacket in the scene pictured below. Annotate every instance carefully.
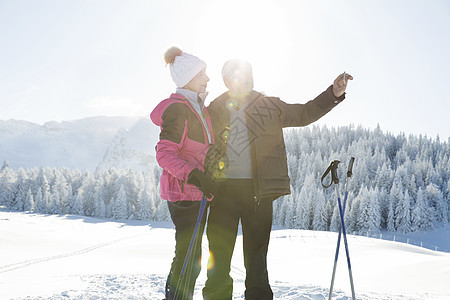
[150,47,216,300]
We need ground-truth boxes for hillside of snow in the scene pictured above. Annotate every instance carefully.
[1,210,449,300]
[0,116,159,172]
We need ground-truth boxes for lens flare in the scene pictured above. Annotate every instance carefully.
[207,250,215,271]
[226,99,237,110]
[222,128,229,141]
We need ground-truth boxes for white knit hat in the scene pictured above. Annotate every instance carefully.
[164,47,206,88]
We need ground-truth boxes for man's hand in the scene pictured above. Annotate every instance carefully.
[333,72,353,98]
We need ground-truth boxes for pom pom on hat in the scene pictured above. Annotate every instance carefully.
[164,47,206,88]
[164,47,183,65]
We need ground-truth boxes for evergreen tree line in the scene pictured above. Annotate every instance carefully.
[0,165,168,221]
[0,125,449,234]
[274,125,449,234]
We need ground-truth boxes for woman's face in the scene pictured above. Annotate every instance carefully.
[184,68,209,94]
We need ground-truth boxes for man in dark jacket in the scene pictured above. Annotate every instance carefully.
[202,59,353,300]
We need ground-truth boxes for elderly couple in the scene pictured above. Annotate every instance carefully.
[150,47,353,300]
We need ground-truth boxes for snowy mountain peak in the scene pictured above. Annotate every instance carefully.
[0,116,159,171]
[95,119,158,173]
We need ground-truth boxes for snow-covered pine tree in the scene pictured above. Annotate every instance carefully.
[133,171,146,219]
[287,152,298,184]
[42,190,51,214]
[329,203,340,232]
[395,191,412,233]
[274,195,287,226]
[0,161,16,209]
[124,169,140,218]
[66,183,76,214]
[408,174,418,202]
[94,191,106,218]
[53,170,69,214]
[78,172,96,216]
[94,182,106,218]
[137,184,154,220]
[387,200,395,232]
[69,169,84,197]
[24,188,34,212]
[36,168,50,204]
[358,187,381,234]
[424,183,447,224]
[92,177,107,218]
[388,179,403,230]
[112,184,128,220]
[294,187,310,230]
[34,187,46,213]
[412,160,426,191]
[412,188,434,231]
[375,162,394,195]
[355,186,370,234]
[282,193,295,228]
[378,188,389,228]
[447,181,450,222]
[48,190,61,215]
[72,194,84,216]
[11,168,28,211]
[154,198,169,221]
[101,169,118,218]
[312,188,328,231]
[347,194,360,234]
[0,160,9,171]
[325,199,333,230]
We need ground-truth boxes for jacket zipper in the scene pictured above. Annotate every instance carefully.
[183,99,207,196]
[241,99,262,212]
[254,194,262,212]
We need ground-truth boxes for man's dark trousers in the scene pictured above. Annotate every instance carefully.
[203,179,273,300]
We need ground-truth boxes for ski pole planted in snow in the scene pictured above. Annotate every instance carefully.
[174,195,208,300]
[321,157,356,300]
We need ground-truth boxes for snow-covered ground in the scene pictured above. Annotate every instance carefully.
[1,210,449,300]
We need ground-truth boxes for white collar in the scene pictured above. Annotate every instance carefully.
[176,88,208,109]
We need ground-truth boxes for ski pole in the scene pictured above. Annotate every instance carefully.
[322,158,356,300]
[328,157,354,300]
[174,195,208,299]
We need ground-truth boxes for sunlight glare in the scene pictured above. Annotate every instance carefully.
[195,0,297,96]
[207,250,215,270]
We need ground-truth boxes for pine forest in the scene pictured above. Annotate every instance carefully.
[1,125,448,236]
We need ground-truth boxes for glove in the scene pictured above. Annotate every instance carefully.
[187,169,217,198]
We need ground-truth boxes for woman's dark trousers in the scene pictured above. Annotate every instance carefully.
[166,201,207,300]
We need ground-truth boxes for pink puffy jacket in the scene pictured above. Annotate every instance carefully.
[150,93,214,202]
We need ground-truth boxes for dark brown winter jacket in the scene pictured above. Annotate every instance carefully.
[206,85,345,201]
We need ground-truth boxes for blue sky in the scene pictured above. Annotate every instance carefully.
[0,0,449,139]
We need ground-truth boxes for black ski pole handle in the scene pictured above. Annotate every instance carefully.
[321,160,340,188]
[347,157,355,178]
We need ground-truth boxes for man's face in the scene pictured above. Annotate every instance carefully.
[225,62,254,98]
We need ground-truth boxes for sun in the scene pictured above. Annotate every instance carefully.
[192,0,296,97]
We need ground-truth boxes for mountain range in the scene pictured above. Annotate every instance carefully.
[0,116,160,172]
